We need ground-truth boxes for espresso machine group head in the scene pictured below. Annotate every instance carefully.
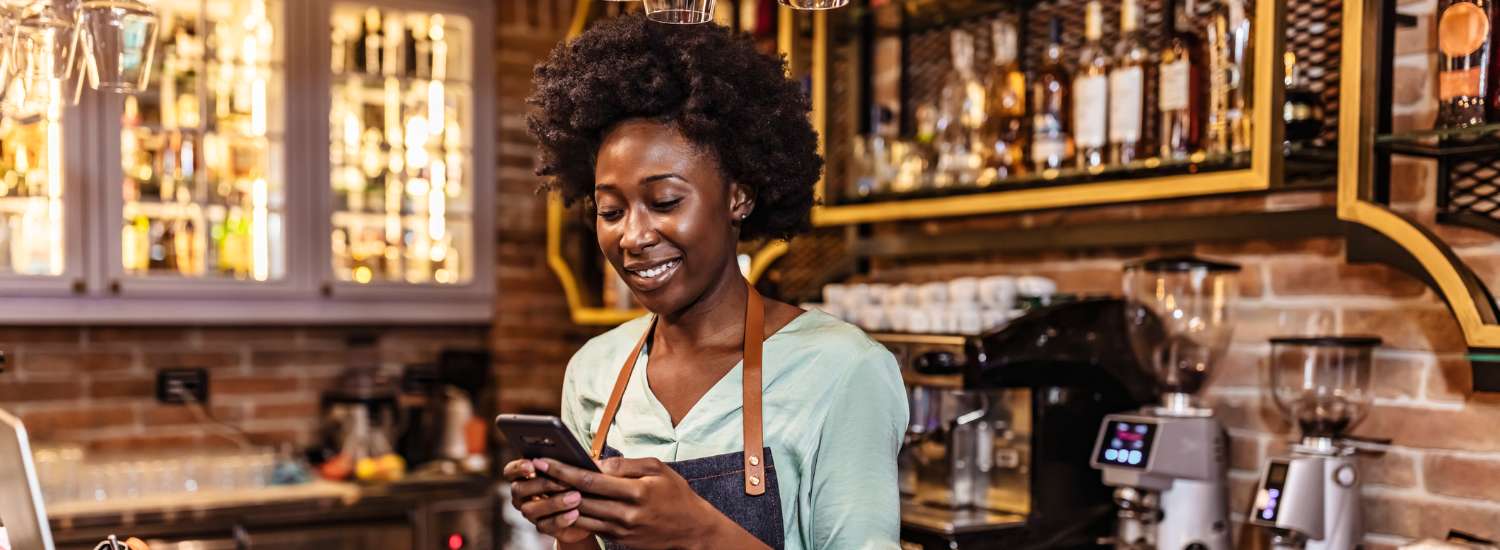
[1092,256,1241,550]
[1249,336,1384,550]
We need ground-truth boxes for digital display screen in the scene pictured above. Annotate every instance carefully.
[1095,419,1157,469]
[1251,461,1290,524]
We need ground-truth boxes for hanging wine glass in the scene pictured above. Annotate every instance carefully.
[76,0,158,93]
[778,0,850,8]
[10,2,82,115]
[18,2,80,82]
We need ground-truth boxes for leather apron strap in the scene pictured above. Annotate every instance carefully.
[588,282,768,496]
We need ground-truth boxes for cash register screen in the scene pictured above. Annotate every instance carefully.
[1096,419,1157,469]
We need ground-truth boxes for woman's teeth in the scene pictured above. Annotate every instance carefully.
[633,259,680,279]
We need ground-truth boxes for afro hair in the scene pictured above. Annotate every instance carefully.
[527,14,822,242]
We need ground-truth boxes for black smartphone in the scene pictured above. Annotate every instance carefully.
[495,413,600,472]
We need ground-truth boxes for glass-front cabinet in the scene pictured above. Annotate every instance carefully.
[326,1,477,290]
[0,0,493,323]
[105,0,289,292]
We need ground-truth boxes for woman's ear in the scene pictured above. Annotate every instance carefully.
[729,183,755,224]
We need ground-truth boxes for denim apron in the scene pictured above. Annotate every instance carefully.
[588,284,785,550]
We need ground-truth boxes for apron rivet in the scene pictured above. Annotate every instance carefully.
[750,476,761,486]
[749,456,760,466]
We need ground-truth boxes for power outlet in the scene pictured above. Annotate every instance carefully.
[156,368,209,404]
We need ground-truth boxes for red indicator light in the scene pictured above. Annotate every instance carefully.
[447,533,465,550]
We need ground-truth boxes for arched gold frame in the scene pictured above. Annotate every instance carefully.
[1336,0,1500,351]
[545,1,803,325]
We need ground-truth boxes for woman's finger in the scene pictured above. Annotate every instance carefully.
[519,491,582,522]
[536,509,582,534]
[534,458,638,499]
[571,515,626,539]
[511,476,571,500]
[502,458,535,481]
[575,496,634,524]
[597,457,665,478]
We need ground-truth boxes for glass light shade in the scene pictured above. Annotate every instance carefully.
[778,0,850,9]
[1268,337,1378,438]
[643,0,717,24]
[1122,256,1241,395]
[18,4,80,83]
[78,0,158,93]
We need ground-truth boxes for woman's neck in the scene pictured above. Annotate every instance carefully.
[653,260,747,355]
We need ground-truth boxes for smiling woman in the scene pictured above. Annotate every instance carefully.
[509,13,907,550]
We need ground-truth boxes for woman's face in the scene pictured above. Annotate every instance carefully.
[593,119,752,316]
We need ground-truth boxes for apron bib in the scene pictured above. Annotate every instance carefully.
[589,283,785,550]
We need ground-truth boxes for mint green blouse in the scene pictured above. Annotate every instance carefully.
[559,310,908,550]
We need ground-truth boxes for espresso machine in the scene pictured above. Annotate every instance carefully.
[1249,336,1384,550]
[896,298,1159,550]
[1091,257,1240,550]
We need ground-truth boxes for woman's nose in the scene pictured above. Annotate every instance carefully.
[618,208,660,252]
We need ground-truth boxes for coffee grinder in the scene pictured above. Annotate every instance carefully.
[1091,257,1240,550]
[1248,336,1383,550]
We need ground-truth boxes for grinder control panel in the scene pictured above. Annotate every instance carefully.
[1094,419,1158,469]
[1248,459,1291,526]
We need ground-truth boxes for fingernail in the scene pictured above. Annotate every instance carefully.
[562,509,579,525]
[533,459,549,472]
[564,491,581,505]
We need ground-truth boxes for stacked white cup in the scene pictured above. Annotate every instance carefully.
[812,274,1055,335]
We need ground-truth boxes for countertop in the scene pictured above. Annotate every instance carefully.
[48,475,495,545]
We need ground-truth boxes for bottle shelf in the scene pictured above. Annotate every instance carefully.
[837,152,1252,206]
[1376,124,1500,158]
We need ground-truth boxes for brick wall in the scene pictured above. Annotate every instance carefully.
[0,326,487,451]
[0,0,597,451]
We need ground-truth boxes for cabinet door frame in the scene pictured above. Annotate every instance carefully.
[0,88,91,298]
[93,0,315,299]
[308,0,497,305]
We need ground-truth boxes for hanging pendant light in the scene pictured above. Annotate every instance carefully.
[76,0,158,93]
[643,0,717,24]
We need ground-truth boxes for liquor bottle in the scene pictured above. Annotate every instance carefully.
[1439,0,1492,128]
[1205,0,1251,152]
[1074,2,1110,170]
[980,19,1027,184]
[1159,0,1204,160]
[1032,18,1072,173]
[1110,0,1150,164]
[360,8,383,76]
[1283,52,1326,144]
[934,29,985,188]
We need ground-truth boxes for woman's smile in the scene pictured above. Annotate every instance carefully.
[623,257,682,291]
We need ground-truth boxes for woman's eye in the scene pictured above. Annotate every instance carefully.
[652,198,683,211]
[597,209,624,222]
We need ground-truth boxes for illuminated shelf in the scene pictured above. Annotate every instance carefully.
[835,152,1251,206]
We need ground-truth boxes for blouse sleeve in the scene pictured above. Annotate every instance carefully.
[806,342,909,550]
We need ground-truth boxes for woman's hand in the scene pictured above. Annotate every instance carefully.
[535,457,770,550]
[502,458,593,544]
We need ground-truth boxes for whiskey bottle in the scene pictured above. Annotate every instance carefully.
[1205,0,1252,152]
[1439,0,1492,127]
[1032,18,1072,173]
[934,29,985,188]
[981,19,1027,183]
[1110,0,1150,164]
[1074,2,1110,170]
[1160,0,1204,160]
[360,8,383,76]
